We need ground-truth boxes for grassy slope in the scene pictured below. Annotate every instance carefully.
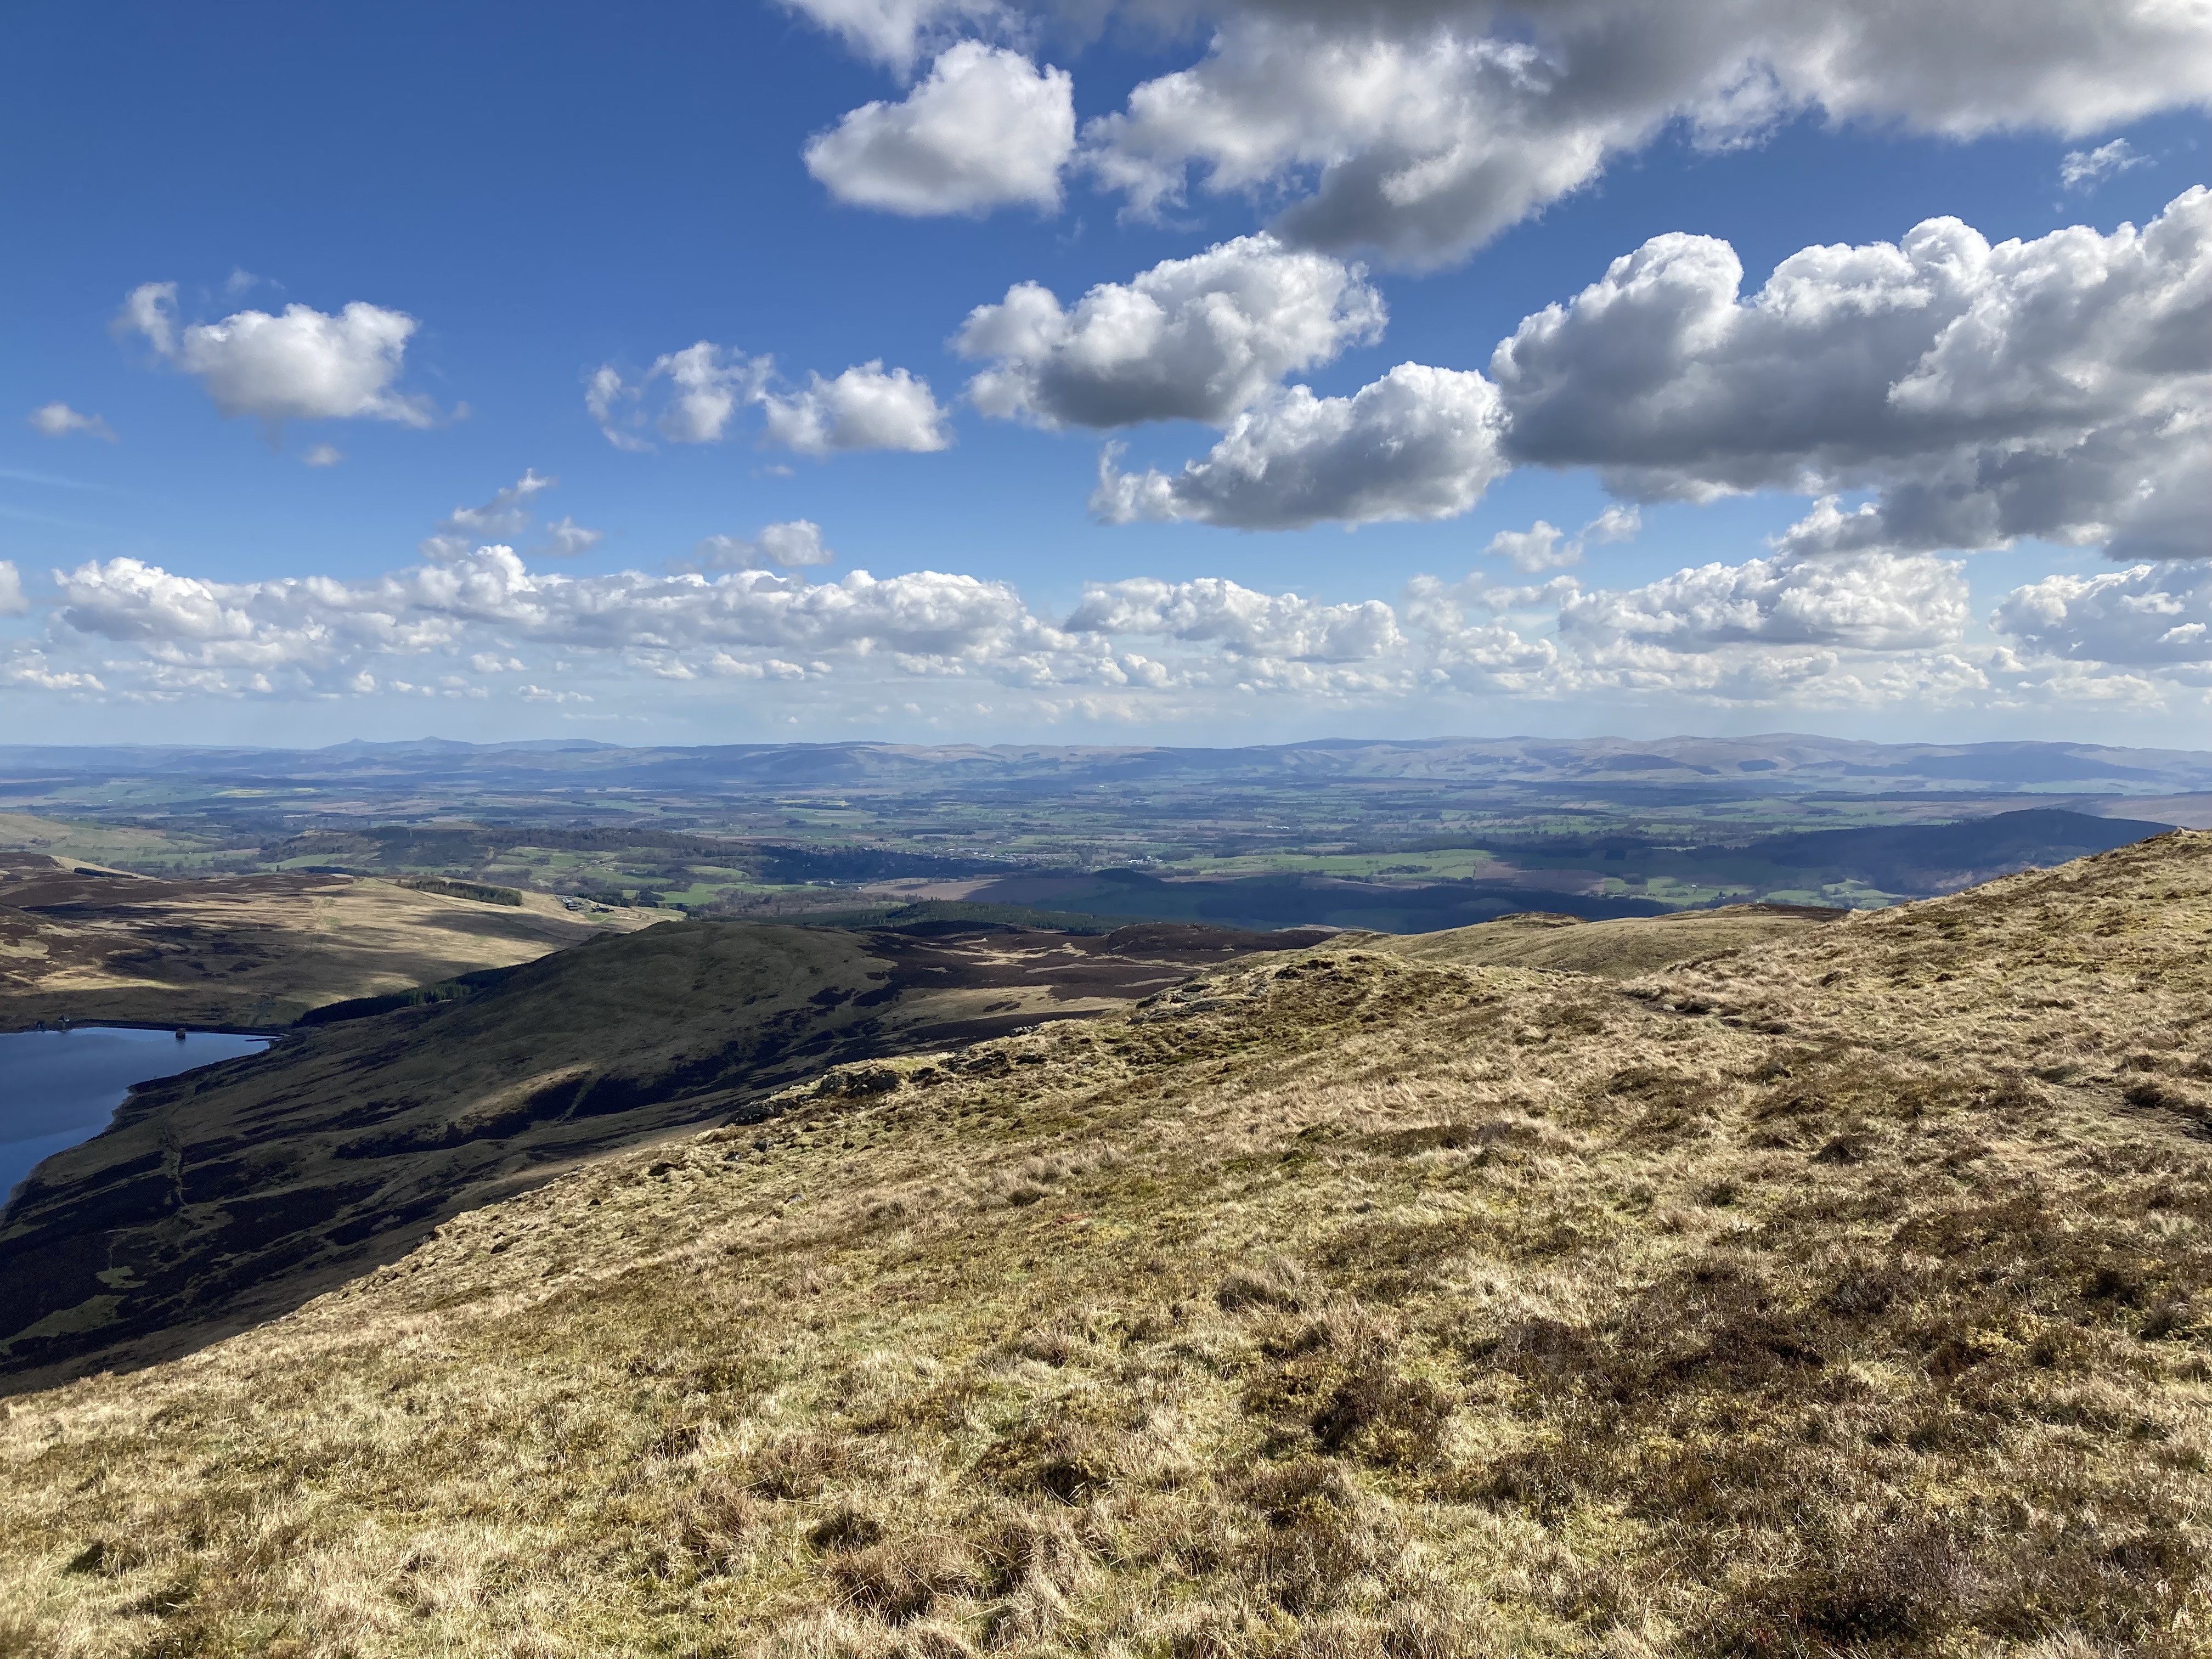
[1377,905,1844,980]
[4,840,2212,1654]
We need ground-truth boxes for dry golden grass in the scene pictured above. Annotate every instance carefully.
[1376,904,1841,980]
[4,836,2211,1656]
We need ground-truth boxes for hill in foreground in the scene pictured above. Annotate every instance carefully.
[5,840,2212,1654]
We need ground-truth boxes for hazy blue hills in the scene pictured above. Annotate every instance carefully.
[9,733,2212,796]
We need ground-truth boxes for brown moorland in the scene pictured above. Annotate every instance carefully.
[0,853,657,1031]
[2,837,2209,1655]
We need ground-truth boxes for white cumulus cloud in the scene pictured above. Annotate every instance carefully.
[957,233,1385,428]
[805,42,1075,215]
[46,548,1071,692]
[1092,362,1508,529]
[0,562,27,617]
[1,653,104,693]
[760,362,951,455]
[979,185,2212,551]
[27,403,114,441]
[1489,187,2212,562]
[119,282,435,427]
[651,342,771,444]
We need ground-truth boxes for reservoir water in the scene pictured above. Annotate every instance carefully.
[1,1027,271,1204]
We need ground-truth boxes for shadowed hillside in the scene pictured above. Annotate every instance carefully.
[1733,806,2172,895]
[5,837,2212,1654]
[0,919,1330,1387]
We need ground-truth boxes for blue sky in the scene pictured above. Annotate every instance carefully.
[5,0,2211,748]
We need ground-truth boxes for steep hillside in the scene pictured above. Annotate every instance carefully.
[5,839,2212,1655]
[0,919,1328,1386]
[0,855,653,1030]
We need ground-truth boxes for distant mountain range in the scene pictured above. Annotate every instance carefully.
[8,733,2212,796]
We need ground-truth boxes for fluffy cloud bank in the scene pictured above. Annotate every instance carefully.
[0,443,1417,705]
[44,548,1061,692]
[20,551,1381,710]
[120,283,435,427]
[1559,551,1970,652]
[9,524,2212,723]
[780,5,2212,563]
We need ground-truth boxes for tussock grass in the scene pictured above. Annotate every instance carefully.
[4,837,2212,1654]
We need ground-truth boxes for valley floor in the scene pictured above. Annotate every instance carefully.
[5,837,2212,1655]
